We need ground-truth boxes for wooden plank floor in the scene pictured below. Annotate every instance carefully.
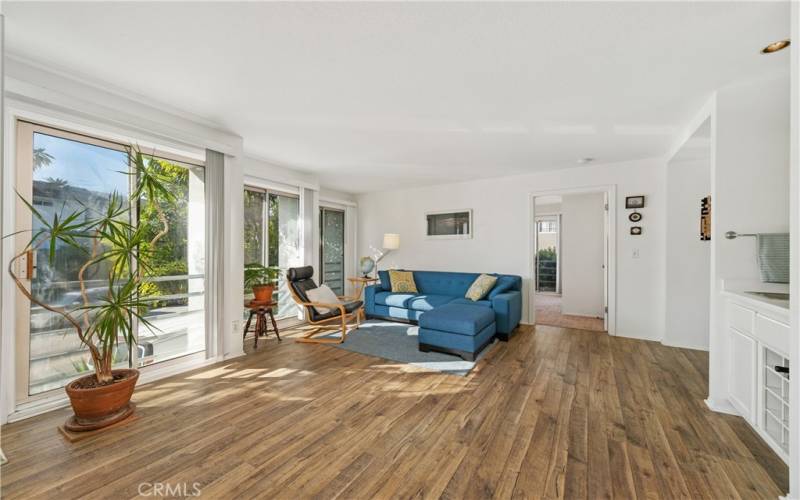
[0,324,788,499]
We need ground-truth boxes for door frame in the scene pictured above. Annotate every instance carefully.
[528,185,617,335]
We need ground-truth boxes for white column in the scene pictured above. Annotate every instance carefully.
[788,2,800,497]
[223,155,245,360]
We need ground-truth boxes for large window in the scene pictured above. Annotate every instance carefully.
[14,121,206,398]
[136,155,206,367]
[320,207,345,295]
[243,187,302,319]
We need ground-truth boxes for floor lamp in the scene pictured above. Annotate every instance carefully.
[375,233,400,277]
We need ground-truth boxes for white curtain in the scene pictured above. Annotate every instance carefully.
[204,149,225,358]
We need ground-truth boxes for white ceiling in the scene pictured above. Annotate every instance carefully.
[4,2,791,193]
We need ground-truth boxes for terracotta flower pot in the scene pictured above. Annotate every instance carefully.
[64,368,139,432]
[252,284,275,303]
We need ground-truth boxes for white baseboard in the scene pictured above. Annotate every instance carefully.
[224,349,246,360]
[704,397,739,416]
[560,310,603,319]
[660,339,710,352]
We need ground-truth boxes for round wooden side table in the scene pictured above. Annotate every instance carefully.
[244,300,280,348]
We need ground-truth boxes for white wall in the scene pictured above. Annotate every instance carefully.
[242,155,318,190]
[664,158,711,350]
[560,192,605,318]
[707,72,791,410]
[534,202,561,215]
[357,157,666,341]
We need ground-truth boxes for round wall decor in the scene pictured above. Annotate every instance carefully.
[628,211,642,222]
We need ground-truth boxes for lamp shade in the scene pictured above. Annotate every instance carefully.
[382,233,400,250]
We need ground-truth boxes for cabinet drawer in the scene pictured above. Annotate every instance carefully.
[754,315,790,354]
[729,303,755,335]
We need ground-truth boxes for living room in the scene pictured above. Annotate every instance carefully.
[1,2,799,498]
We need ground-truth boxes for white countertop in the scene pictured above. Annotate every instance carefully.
[720,279,790,323]
[723,289,788,312]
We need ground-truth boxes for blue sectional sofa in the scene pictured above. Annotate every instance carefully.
[364,270,523,344]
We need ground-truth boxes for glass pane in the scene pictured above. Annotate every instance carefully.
[536,216,558,293]
[29,132,130,395]
[268,193,301,319]
[321,209,345,295]
[243,189,266,269]
[427,212,470,236]
[137,157,205,366]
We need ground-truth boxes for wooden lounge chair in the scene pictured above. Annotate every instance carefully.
[286,266,363,344]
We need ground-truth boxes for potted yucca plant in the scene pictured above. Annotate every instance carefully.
[7,147,175,431]
[244,263,281,302]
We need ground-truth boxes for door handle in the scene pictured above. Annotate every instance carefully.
[26,250,35,279]
[18,250,35,280]
[775,365,789,375]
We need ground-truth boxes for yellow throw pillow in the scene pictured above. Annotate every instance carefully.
[389,270,418,293]
[465,274,498,301]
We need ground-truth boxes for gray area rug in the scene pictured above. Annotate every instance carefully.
[323,320,495,376]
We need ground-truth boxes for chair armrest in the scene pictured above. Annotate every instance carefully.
[298,300,347,316]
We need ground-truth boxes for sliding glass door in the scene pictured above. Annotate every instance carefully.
[14,121,206,401]
[243,187,302,319]
[320,207,345,295]
[136,156,206,367]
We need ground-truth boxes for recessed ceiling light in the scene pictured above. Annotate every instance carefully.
[761,39,790,54]
[578,157,595,164]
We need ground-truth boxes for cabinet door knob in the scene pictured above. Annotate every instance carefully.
[774,365,790,374]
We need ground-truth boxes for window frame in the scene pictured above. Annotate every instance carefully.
[12,119,208,405]
[425,209,473,240]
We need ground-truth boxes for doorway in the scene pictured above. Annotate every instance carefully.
[530,187,615,334]
[534,214,560,294]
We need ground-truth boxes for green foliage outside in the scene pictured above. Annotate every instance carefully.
[537,247,557,262]
[137,158,191,308]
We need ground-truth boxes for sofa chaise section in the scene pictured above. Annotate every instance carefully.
[418,303,496,360]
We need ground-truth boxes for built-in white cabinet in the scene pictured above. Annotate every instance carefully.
[729,327,757,422]
[762,346,790,456]
[725,297,790,463]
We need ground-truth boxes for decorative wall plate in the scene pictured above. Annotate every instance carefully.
[628,211,642,223]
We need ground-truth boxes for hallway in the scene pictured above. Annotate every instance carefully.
[535,294,605,332]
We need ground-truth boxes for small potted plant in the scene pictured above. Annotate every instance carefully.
[7,147,174,431]
[244,263,281,303]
